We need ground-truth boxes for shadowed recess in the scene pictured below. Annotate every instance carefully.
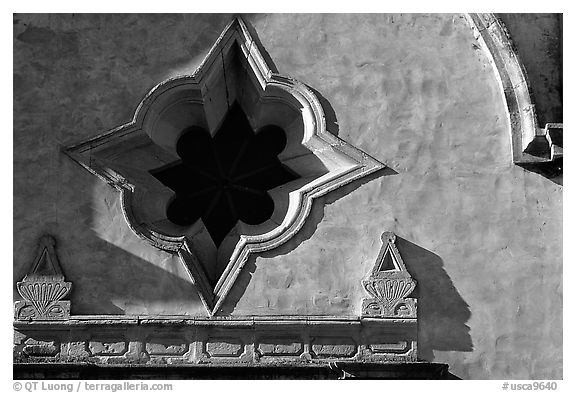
[150,102,300,247]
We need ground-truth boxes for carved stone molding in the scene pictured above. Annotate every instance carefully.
[465,13,563,167]
[14,236,72,321]
[14,316,417,364]
[11,235,417,363]
[63,16,385,316]
[362,232,417,319]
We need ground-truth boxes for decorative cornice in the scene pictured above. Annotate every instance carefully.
[14,314,417,364]
[14,315,414,327]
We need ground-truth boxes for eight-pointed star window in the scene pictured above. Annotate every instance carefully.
[150,102,299,247]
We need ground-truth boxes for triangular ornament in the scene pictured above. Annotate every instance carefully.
[362,232,416,318]
[28,236,63,278]
[15,235,71,321]
[371,232,408,276]
[375,246,398,272]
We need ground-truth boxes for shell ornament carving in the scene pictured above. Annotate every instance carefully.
[17,279,71,317]
[363,276,415,310]
[14,236,72,321]
[361,232,417,319]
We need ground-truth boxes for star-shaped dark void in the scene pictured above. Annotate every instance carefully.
[149,102,299,247]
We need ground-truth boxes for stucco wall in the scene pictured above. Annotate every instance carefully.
[13,13,562,379]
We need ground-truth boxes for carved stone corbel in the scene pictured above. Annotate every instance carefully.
[14,235,72,321]
[361,232,417,319]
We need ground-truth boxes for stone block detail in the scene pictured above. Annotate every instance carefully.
[369,341,410,354]
[256,337,304,357]
[205,337,244,358]
[68,341,91,359]
[146,338,188,356]
[15,300,70,321]
[88,339,128,356]
[311,337,357,358]
[22,338,60,357]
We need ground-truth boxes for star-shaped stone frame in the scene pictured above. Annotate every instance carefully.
[65,17,385,316]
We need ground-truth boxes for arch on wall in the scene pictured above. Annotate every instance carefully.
[465,13,562,166]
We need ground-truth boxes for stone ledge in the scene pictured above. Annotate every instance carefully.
[14,315,416,327]
[14,362,451,380]
[14,316,418,365]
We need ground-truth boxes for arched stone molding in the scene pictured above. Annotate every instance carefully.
[465,13,562,165]
[64,17,385,316]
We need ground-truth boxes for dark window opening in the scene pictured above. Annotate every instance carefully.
[150,102,299,247]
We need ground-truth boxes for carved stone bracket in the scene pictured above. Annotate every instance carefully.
[362,232,417,319]
[14,236,72,321]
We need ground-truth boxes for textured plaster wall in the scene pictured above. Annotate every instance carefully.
[13,14,562,379]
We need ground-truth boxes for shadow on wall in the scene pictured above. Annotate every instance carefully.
[42,14,271,315]
[242,18,341,140]
[64,235,205,315]
[220,166,397,314]
[394,236,473,361]
[518,161,563,186]
[37,157,208,315]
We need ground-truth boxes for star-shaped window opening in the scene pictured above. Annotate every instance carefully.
[149,102,300,247]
